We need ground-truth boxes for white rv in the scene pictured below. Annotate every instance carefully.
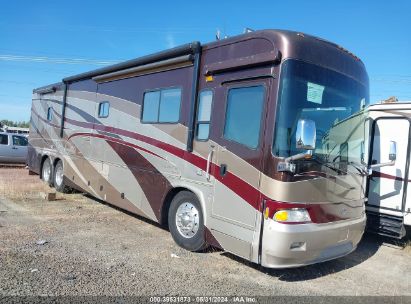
[366,102,411,238]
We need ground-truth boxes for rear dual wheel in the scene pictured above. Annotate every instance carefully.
[41,158,52,185]
[53,160,69,193]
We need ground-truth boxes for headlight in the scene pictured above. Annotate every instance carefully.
[273,208,311,223]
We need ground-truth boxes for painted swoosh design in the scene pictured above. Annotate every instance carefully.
[31,108,356,223]
[32,107,61,129]
[43,110,262,210]
[371,171,411,183]
[68,132,165,160]
[31,107,260,209]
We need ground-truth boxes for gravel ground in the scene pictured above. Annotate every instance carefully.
[0,168,410,298]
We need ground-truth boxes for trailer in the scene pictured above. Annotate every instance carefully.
[366,102,411,238]
[29,30,373,268]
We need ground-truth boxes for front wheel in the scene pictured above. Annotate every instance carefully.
[168,191,208,252]
[53,160,69,193]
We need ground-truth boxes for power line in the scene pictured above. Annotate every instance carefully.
[371,78,411,84]
[0,54,121,66]
[6,24,215,34]
[0,79,37,85]
[0,64,81,75]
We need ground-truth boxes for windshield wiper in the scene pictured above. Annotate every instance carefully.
[331,154,368,176]
[309,157,347,175]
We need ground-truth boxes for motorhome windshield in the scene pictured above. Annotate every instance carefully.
[273,59,369,164]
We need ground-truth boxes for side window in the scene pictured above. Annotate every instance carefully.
[0,134,8,145]
[142,88,181,123]
[12,135,28,146]
[223,86,265,149]
[98,101,110,118]
[47,107,53,121]
[195,90,213,140]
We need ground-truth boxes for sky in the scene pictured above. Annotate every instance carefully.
[0,0,410,122]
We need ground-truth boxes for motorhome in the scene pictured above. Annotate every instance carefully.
[366,101,411,238]
[29,30,372,268]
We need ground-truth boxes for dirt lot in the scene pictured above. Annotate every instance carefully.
[0,167,410,298]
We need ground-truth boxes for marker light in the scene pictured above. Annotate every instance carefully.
[205,75,214,82]
[264,207,269,220]
[273,209,311,223]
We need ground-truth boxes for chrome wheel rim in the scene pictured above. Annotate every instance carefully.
[42,161,51,182]
[55,164,63,186]
[175,202,199,238]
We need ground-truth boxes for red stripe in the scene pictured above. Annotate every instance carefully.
[32,108,261,209]
[33,109,364,224]
[32,108,60,129]
[68,130,261,210]
[371,171,411,183]
[68,132,165,160]
[265,200,345,224]
[63,116,261,209]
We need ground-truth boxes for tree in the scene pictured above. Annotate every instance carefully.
[0,119,30,128]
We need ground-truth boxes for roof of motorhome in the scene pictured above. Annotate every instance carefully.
[368,102,411,110]
[33,29,366,92]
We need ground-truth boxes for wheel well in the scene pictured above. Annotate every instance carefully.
[53,158,61,168]
[161,187,194,227]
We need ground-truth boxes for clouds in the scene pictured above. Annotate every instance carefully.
[166,33,176,49]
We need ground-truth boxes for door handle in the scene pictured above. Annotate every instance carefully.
[220,164,227,177]
[206,150,213,181]
[12,147,18,150]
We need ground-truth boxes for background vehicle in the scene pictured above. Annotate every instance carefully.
[29,29,370,268]
[366,101,411,238]
[2,126,30,137]
[0,132,28,163]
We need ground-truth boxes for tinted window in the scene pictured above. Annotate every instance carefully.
[223,86,265,149]
[142,88,181,123]
[98,102,110,118]
[159,89,181,122]
[142,91,160,122]
[47,107,53,121]
[196,90,213,140]
[0,134,8,145]
[12,135,28,146]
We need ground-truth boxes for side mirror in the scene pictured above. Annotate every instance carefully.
[389,141,397,161]
[296,119,316,150]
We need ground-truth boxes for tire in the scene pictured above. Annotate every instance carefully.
[41,157,53,186]
[53,160,69,193]
[168,191,208,252]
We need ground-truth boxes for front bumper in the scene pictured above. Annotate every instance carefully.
[261,214,366,268]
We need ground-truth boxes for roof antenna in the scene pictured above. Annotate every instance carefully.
[216,29,221,40]
[244,27,254,33]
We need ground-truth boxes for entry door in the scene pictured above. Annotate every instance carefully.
[368,118,410,211]
[211,80,270,232]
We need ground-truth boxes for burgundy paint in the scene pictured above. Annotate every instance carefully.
[371,171,411,183]
[36,111,362,225]
[265,199,346,224]
[105,140,173,222]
